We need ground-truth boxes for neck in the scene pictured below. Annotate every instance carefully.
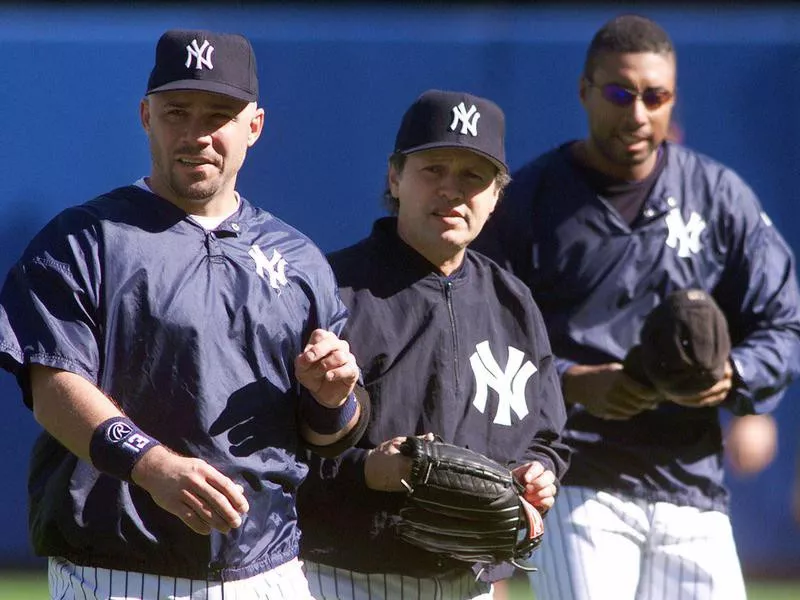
[577,140,658,182]
[395,225,466,276]
[437,254,465,277]
[418,247,466,277]
[145,177,239,217]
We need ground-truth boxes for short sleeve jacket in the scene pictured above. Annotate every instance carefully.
[0,185,348,580]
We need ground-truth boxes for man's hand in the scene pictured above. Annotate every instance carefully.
[564,363,661,420]
[365,433,435,491]
[663,361,734,408]
[725,414,778,476]
[365,437,413,491]
[295,329,359,408]
[512,461,557,512]
[131,445,249,536]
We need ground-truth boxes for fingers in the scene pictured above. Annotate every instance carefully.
[599,376,661,419]
[139,452,249,536]
[666,377,733,407]
[365,439,414,491]
[296,329,359,396]
[297,329,353,373]
[374,436,406,455]
[563,362,623,406]
[204,475,250,525]
[174,476,248,535]
[319,361,360,386]
[584,395,646,420]
[513,461,544,483]
[616,373,661,403]
[180,490,231,535]
[514,462,558,510]
[177,499,213,535]
[535,494,556,512]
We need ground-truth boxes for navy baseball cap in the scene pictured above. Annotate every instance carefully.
[394,89,508,172]
[624,289,731,396]
[146,29,258,102]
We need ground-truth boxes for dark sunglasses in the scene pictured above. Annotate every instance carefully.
[588,79,674,110]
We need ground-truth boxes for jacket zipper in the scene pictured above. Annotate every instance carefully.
[444,280,460,395]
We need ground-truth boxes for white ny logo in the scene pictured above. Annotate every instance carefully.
[450,102,481,136]
[249,245,288,290]
[665,208,706,258]
[185,39,214,70]
[470,341,536,426]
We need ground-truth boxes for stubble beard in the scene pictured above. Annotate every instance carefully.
[168,172,221,204]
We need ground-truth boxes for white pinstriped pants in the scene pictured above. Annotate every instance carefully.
[303,560,493,600]
[48,556,314,599]
[528,486,746,600]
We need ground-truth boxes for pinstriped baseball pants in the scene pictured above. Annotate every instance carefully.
[48,556,314,599]
[528,486,746,600]
[303,560,493,600]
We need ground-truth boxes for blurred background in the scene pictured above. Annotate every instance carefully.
[0,1,798,593]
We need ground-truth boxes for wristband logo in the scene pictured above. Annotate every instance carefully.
[106,420,134,443]
[125,433,153,453]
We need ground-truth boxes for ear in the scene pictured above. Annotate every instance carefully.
[578,76,589,107]
[487,185,501,216]
[388,162,402,199]
[140,98,151,135]
[248,106,265,147]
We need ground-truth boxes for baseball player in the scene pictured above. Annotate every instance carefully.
[474,14,800,600]
[296,89,571,599]
[0,29,368,600]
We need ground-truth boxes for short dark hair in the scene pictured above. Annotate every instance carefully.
[381,153,511,215]
[382,153,408,214]
[584,15,675,79]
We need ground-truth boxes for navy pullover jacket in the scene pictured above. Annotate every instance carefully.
[0,186,350,580]
[474,142,800,512]
[298,218,570,578]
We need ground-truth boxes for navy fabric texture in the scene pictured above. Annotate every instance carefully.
[298,218,569,578]
[0,185,348,580]
[473,141,800,513]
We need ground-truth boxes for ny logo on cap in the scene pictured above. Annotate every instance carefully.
[185,39,214,70]
[450,102,481,136]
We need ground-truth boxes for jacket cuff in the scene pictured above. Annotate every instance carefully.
[334,447,369,489]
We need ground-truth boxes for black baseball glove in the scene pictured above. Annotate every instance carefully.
[395,436,544,567]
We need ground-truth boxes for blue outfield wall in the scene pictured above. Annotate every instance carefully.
[0,4,798,572]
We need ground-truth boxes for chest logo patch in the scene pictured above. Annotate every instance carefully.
[470,341,536,426]
[249,244,288,290]
[665,208,706,258]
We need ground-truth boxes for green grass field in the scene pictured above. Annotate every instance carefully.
[1,571,798,599]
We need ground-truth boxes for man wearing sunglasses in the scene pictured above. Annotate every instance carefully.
[474,14,800,600]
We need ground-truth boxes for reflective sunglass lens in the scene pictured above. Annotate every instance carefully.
[602,85,635,106]
[642,89,672,109]
[601,83,672,109]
